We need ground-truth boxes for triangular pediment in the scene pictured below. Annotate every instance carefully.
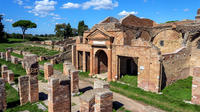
[86,28,113,40]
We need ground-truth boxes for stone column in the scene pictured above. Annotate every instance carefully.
[44,63,53,80]
[89,48,94,76]
[18,76,29,105]
[1,65,8,72]
[76,51,79,70]
[63,62,71,76]
[7,70,14,84]
[0,78,6,111]
[82,52,86,72]
[192,67,200,104]
[5,51,11,61]
[95,91,113,112]
[72,45,76,67]
[71,71,79,94]
[107,48,112,81]
[48,77,71,112]
[2,71,8,83]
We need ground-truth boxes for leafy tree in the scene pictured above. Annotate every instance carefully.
[78,20,88,36]
[12,20,37,40]
[55,23,73,39]
[64,23,72,39]
[0,15,4,42]
[72,28,78,36]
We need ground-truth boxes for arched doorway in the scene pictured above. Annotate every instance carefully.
[95,50,108,74]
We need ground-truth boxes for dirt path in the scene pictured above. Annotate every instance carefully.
[39,64,165,112]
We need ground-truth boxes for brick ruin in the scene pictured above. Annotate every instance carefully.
[44,62,54,80]
[0,78,6,111]
[48,76,71,112]
[94,79,110,89]
[5,51,11,61]
[63,62,71,76]
[72,9,200,94]
[70,70,79,94]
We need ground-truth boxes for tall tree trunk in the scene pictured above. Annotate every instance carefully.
[22,28,25,40]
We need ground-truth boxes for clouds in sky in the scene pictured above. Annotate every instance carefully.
[15,0,23,5]
[118,10,138,16]
[184,8,189,12]
[5,19,13,23]
[61,0,118,10]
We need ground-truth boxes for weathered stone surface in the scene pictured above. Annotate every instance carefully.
[63,62,71,76]
[44,63,53,80]
[6,51,11,61]
[71,71,79,94]
[0,78,6,111]
[7,70,14,84]
[29,76,39,103]
[11,56,18,64]
[2,71,8,83]
[18,76,29,105]
[1,65,8,72]
[48,77,71,112]
[94,79,109,89]
[23,54,39,76]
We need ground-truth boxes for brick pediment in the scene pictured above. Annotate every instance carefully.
[86,28,113,40]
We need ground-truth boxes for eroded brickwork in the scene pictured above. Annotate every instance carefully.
[63,62,71,76]
[7,70,14,84]
[6,51,11,61]
[71,71,79,94]
[18,76,29,105]
[0,78,6,111]
[44,63,53,80]
[1,65,8,73]
[48,77,71,112]
[94,79,110,89]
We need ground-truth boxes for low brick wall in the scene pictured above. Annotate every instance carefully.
[0,78,6,111]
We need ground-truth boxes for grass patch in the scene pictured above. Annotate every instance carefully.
[79,72,90,78]
[6,83,19,105]
[38,70,47,83]
[119,75,137,87]
[0,43,23,52]
[53,63,63,72]
[39,60,49,65]
[8,38,28,43]
[110,76,200,112]
[11,52,23,58]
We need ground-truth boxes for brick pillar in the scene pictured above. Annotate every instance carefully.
[107,48,112,81]
[29,76,39,103]
[80,91,95,112]
[76,51,79,70]
[18,76,29,105]
[23,54,39,76]
[6,51,11,61]
[48,77,71,112]
[44,63,53,80]
[0,78,6,111]
[11,56,18,64]
[89,48,94,76]
[0,52,5,59]
[71,71,79,94]
[72,45,76,67]
[63,62,71,76]
[192,67,200,104]
[83,52,86,72]
[2,71,8,83]
[7,70,14,84]
[1,65,8,72]
[95,91,113,112]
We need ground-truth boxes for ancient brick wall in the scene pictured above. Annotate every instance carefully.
[2,71,8,83]
[7,70,14,84]
[18,76,29,105]
[71,71,79,94]
[162,47,191,86]
[0,52,5,59]
[44,63,53,80]
[48,77,71,112]
[0,78,6,111]
[63,62,71,76]
[6,51,11,61]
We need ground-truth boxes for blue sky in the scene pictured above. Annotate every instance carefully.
[0,0,199,34]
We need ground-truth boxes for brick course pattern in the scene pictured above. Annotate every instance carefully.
[44,63,53,80]
[71,71,79,94]
[1,65,8,73]
[18,76,29,105]
[48,77,71,112]
[0,78,6,111]
[192,67,200,104]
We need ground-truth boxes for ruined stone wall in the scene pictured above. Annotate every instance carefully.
[162,47,191,86]
[0,78,6,111]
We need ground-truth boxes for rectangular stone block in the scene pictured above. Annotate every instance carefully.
[5,51,11,61]
[94,79,110,89]
[11,56,18,64]
[2,71,8,83]
[29,76,39,103]
[7,70,14,84]
[71,71,79,94]
[0,52,5,59]
[0,78,6,111]
[1,65,8,72]
[44,63,53,80]
[63,62,71,76]
[18,76,29,105]
[48,77,71,112]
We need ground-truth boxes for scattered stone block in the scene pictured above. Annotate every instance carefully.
[63,62,71,76]
[1,71,8,83]
[0,78,6,111]
[48,77,71,112]
[23,54,39,76]
[5,51,11,61]
[7,70,14,84]
[44,63,53,80]
[11,56,18,64]
[18,76,29,105]
[71,71,79,94]
[94,79,110,89]
[29,76,39,103]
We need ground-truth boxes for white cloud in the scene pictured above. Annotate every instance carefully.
[29,0,57,17]
[118,10,138,16]
[15,0,23,5]
[61,0,118,10]
[61,2,80,9]
[52,17,62,20]
[5,19,13,23]
[24,6,32,9]
[184,8,189,12]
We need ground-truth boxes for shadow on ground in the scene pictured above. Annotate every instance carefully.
[113,101,124,111]
[79,86,93,93]
[39,92,48,101]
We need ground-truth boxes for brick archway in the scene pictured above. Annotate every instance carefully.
[95,50,108,74]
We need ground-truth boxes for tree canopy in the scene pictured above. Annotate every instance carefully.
[78,20,88,36]
[12,20,37,40]
[54,23,74,39]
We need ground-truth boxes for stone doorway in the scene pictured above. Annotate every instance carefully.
[95,50,108,74]
[118,56,138,77]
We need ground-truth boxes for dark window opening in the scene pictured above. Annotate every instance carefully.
[160,40,164,46]
[197,40,200,49]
